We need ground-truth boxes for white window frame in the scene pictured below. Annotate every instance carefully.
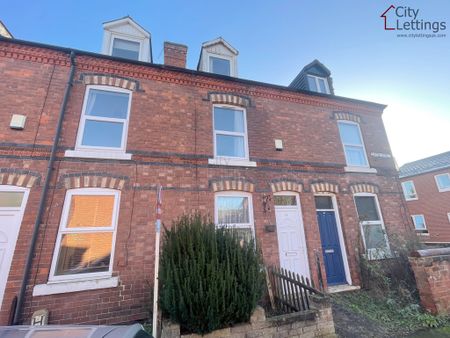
[353,193,390,260]
[48,188,120,283]
[109,34,143,61]
[307,74,330,94]
[338,121,370,169]
[401,180,418,201]
[447,212,450,223]
[211,104,255,167]
[209,55,232,76]
[66,85,132,160]
[214,191,255,239]
[411,214,427,231]
[435,173,450,192]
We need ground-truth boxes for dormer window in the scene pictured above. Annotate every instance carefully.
[198,37,238,77]
[111,38,140,60]
[289,59,334,95]
[210,56,231,76]
[102,16,152,63]
[307,75,330,94]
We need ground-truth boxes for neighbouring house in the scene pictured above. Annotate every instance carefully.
[399,151,450,245]
[0,16,411,326]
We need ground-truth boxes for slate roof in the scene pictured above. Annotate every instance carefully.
[399,151,450,178]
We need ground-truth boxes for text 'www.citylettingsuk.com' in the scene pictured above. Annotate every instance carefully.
[397,33,446,38]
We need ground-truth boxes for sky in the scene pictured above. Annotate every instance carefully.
[2,0,449,166]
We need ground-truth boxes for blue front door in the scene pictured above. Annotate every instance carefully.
[317,210,346,285]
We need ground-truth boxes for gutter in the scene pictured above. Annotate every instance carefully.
[13,51,76,325]
[0,37,387,110]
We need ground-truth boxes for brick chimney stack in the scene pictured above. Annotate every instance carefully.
[164,42,188,68]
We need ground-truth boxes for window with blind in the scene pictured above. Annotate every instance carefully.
[215,192,254,242]
[50,189,120,281]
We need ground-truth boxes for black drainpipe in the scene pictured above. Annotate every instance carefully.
[13,51,76,325]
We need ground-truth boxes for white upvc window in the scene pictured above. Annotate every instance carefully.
[338,121,369,168]
[215,191,255,242]
[213,105,249,161]
[307,75,330,94]
[435,173,450,192]
[209,56,231,76]
[67,85,132,159]
[401,181,418,201]
[411,214,427,231]
[111,37,141,61]
[354,193,390,259]
[49,188,120,282]
[447,212,450,223]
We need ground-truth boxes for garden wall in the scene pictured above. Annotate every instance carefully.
[409,247,450,315]
[161,296,336,338]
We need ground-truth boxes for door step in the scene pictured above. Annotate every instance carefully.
[327,285,360,294]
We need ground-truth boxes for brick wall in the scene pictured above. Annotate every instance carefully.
[401,169,450,243]
[409,247,450,314]
[0,39,411,325]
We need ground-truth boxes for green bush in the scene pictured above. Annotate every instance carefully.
[159,214,264,334]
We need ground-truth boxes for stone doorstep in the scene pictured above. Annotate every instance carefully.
[327,284,360,294]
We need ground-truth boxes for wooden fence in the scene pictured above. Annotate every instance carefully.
[266,266,324,314]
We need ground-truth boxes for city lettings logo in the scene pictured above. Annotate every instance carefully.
[380,5,447,38]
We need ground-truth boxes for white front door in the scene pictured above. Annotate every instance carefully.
[0,186,29,308]
[274,193,310,279]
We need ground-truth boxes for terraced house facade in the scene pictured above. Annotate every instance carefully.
[0,17,411,325]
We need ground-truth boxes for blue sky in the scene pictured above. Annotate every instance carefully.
[2,0,449,165]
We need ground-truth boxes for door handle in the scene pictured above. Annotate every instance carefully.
[324,249,335,254]
[285,251,298,256]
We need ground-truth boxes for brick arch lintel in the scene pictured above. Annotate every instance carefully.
[210,178,255,192]
[80,73,140,91]
[60,173,129,190]
[350,183,379,194]
[333,111,361,124]
[310,181,339,194]
[270,180,303,193]
[0,168,41,187]
[208,92,251,107]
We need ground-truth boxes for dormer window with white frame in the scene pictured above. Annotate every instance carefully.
[307,75,330,94]
[65,85,133,160]
[102,16,152,62]
[198,37,238,77]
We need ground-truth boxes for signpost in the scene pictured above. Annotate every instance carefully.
[152,185,162,338]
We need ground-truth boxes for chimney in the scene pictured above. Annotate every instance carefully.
[164,42,188,68]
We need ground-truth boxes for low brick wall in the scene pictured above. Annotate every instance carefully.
[161,296,336,338]
[409,247,450,315]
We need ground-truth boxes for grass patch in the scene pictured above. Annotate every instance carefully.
[331,290,450,335]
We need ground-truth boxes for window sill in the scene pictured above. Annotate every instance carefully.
[344,166,377,174]
[405,197,418,201]
[208,158,257,167]
[65,150,132,160]
[438,189,450,193]
[33,276,119,296]
[416,230,429,236]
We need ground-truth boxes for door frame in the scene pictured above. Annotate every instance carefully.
[0,185,30,308]
[274,191,310,279]
[315,193,352,285]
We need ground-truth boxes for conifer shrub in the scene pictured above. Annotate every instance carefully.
[159,214,264,334]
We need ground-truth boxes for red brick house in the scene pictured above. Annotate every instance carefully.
[0,17,411,325]
[399,151,450,245]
